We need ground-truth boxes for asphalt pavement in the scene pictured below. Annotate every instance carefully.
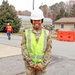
[0,33,75,75]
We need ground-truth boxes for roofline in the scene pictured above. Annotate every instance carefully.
[54,22,75,24]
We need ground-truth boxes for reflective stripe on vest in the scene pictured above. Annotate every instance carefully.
[27,29,47,53]
[25,29,49,65]
[30,55,43,59]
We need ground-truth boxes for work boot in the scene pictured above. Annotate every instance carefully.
[8,37,11,40]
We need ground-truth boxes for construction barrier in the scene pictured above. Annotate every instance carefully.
[57,30,75,42]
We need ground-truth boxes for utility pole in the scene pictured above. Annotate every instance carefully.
[41,2,43,9]
[33,0,34,10]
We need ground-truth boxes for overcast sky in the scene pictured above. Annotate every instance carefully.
[0,0,69,11]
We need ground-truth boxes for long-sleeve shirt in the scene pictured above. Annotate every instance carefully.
[21,29,52,69]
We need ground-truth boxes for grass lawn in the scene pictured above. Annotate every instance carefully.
[51,34,57,40]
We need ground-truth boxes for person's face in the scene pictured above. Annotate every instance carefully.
[32,20,42,30]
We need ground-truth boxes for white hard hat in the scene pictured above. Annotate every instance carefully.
[30,9,44,20]
[7,23,10,25]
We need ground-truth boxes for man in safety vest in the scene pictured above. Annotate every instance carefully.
[6,23,13,40]
[21,9,52,75]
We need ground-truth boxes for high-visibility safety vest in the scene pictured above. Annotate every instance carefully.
[6,26,12,32]
[25,29,49,65]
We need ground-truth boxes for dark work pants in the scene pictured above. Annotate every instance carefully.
[7,32,11,40]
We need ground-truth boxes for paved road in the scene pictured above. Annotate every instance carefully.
[0,33,75,59]
[0,33,75,75]
[0,55,75,75]
[0,34,22,47]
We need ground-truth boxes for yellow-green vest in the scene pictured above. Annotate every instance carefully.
[25,29,49,65]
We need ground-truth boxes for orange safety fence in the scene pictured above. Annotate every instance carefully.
[57,30,75,42]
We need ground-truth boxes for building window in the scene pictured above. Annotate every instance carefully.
[74,24,75,28]
[61,24,64,28]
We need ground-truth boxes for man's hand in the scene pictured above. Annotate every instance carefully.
[34,65,41,70]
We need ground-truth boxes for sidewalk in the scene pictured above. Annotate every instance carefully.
[0,44,21,58]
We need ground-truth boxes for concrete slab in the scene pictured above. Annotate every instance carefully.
[0,44,21,58]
